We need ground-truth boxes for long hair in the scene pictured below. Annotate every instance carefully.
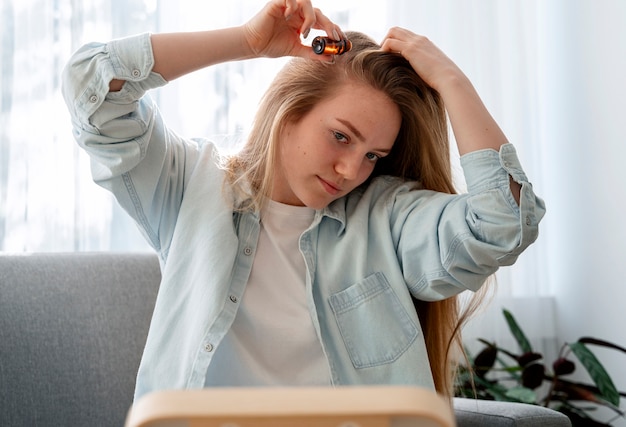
[223,32,484,397]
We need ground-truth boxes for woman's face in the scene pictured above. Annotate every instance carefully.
[273,82,401,209]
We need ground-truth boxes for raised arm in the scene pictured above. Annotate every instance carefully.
[110,0,343,92]
[381,27,521,203]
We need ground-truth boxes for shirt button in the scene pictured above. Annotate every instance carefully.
[131,69,141,78]
[243,247,252,256]
[89,94,98,103]
[525,216,532,226]
[229,295,238,303]
[204,343,214,352]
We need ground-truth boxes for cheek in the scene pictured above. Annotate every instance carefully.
[354,163,376,186]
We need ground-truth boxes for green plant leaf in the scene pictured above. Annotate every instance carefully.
[501,365,523,374]
[472,375,514,402]
[579,337,626,354]
[505,386,537,404]
[569,342,620,406]
[503,309,533,353]
[553,379,625,416]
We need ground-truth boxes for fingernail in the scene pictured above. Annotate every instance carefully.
[285,14,293,21]
[333,29,340,40]
[303,28,310,39]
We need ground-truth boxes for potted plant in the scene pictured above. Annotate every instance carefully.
[455,309,626,426]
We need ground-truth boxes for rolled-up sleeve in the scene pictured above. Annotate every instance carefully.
[61,33,196,255]
[460,143,544,264]
[392,143,546,300]
[63,33,167,128]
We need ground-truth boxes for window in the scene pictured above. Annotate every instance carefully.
[1,0,162,251]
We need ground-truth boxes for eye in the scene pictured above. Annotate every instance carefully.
[365,152,380,162]
[332,131,349,144]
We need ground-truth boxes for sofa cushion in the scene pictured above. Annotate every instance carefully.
[0,252,161,427]
[454,397,571,426]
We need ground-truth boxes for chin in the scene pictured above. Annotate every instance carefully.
[305,197,335,210]
[307,203,329,210]
[297,188,341,210]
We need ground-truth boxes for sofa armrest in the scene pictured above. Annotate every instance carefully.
[454,397,571,427]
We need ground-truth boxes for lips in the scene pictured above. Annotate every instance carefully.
[318,176,341,195]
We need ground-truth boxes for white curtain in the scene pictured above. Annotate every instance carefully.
[1,0,160,251]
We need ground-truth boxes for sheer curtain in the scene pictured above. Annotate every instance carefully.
[1,0,160,252]
[1,0,549,315]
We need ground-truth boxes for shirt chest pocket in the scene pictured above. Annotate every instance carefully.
[328,272,419,369]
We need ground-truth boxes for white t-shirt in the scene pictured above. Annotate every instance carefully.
[205,200,331,386]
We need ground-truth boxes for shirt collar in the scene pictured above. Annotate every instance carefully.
[318,198,347,235]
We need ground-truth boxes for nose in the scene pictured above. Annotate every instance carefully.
[334,153,361,181]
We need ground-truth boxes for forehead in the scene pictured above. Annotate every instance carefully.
[311,83,401,142]
[315,82,392,111]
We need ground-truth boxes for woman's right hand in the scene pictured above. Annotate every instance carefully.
[138,0,341,86]
[243,0,343,60]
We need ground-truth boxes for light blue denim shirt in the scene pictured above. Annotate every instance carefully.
[62,33,546,401]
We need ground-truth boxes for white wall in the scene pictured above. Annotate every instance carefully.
[539,0,626,401]
[540,2,626,423]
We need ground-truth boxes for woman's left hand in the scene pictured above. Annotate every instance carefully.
[380,26,467,93]
[381,26,516,202]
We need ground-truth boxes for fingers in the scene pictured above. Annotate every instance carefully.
[256,0,345,61]
[280,0,315,38]
[380,26,464,92]
[283,0,298,20]
[381,26,421,53]
[297,2,315,38]
[284,0,347,61]
[313,8,345,41]
[284,0,344,41]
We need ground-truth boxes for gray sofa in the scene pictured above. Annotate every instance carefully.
[0,252,571,426]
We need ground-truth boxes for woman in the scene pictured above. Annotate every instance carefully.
[62,0,545,400]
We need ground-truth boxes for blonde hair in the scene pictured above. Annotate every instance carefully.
[224,32,483,397]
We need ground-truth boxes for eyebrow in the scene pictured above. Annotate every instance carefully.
[337,118,392,154]
[337,118,364,141]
